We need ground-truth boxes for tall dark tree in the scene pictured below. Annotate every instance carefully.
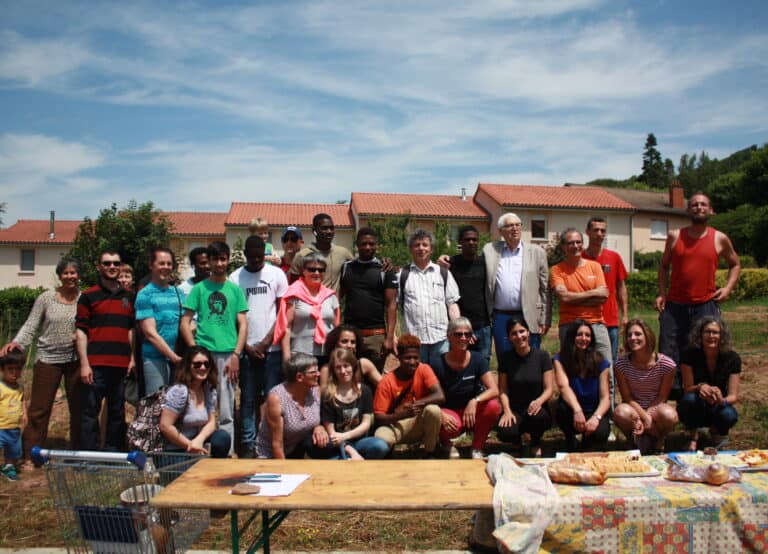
[640,133,667,188]
[0,202,6,226]
[67,200,174,286]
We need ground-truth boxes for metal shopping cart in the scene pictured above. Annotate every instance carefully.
[32,448,209,554]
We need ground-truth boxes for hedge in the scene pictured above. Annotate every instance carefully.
[626,268,768,309]
[0,286,46,341]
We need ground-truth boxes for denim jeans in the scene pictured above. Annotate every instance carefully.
[308,436,391,459]
[240,350,283,452]
[492,311,541,365]
[142,356,173,396]
[607,326,619,366]
[80,366,126,451]
[677,392,739,435]
[420,340,449,366]
[263,351,285,395]
[469,325,492,365]
[211,352,236,456]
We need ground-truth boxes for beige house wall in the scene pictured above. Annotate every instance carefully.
[0,245,71,289]
[631,212,690,255]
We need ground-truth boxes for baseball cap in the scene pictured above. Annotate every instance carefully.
[282,226,303,240]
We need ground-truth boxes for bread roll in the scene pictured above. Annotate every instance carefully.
[705,463,730,486]
[547,461,607,485]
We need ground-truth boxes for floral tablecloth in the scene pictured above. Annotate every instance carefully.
[540,457,768,553]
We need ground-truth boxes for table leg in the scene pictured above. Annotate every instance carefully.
[231,510,239,554]
[262,511,270,554]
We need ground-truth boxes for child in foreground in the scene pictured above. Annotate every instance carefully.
[0,351,27,481]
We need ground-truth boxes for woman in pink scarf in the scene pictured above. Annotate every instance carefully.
[275,253,340,366]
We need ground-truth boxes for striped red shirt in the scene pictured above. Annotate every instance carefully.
[76,283,135,368]
[614,353,676,409]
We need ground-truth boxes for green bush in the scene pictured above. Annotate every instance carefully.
[625,268,768,308]
[0,286,46,343]
[634,251,663,271]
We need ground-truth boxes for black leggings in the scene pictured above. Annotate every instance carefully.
[497,406,551,446]
[556,401,611,451]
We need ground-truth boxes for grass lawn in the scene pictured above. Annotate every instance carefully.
[1,300,766,551]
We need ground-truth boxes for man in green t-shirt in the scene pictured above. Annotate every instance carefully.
[180,241,248,454]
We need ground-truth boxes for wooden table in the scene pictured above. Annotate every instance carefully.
[150,458,493,553]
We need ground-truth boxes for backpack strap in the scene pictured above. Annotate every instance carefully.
[399,264,447,305]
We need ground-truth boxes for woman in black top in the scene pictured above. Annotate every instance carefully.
[497,318,554,457]
[677,316,740,450]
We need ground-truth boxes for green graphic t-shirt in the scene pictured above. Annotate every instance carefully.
[183,280,248,352]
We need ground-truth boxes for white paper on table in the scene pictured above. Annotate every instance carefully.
[229,473,310,497]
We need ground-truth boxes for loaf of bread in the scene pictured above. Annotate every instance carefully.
[547,461,607,485]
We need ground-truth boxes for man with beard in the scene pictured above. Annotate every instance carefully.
[76,250,135,451]
[180,241,248,454]
[655,193,740,366]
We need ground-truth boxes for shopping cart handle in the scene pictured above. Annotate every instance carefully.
[31,446,147,469]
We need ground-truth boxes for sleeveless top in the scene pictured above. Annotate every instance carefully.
[255,383,320,458]
[667,227,718,304]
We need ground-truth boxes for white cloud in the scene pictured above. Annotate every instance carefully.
[0,31,91,86]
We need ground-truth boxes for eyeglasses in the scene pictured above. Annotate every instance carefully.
[283,236,299,242]
[702,330,721,335]
[302,368,320,375]
[305,267,326,273]
[191,361,211,369]
[101,261,121,267]
[502,223,522,229]
[452,331,473,338]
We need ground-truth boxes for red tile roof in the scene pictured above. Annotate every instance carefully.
[477,184,634,211]
[0,220,81,244]
[226,203,354,227]
[351,192,488,218]
[163,211,227,236]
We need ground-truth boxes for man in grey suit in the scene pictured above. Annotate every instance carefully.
[483,212,550,363]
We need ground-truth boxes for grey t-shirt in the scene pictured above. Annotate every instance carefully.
[163,384,217,440]
[289,296,339,356]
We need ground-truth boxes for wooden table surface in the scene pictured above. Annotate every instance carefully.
[150,458,493,511]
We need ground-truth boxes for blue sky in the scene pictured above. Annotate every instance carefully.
[1,0,767,224]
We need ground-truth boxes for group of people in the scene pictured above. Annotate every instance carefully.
[0,193,745,479]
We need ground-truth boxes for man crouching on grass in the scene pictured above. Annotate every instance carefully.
[373,334,445,457]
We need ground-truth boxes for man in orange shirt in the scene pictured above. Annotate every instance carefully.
[374,334,445,457]
[550,229,612,365]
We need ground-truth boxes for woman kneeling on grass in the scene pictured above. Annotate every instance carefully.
[313,348,389,459]
[553,320,611,452]
[159,346,231,458]
[677,316,740,451]
[255,353,329,459]
[613,319,678,454]
[319,325,382,388]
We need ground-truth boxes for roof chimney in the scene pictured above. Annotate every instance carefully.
[460,187,467,201]
[49,210,55,240]
[669,180,684,209]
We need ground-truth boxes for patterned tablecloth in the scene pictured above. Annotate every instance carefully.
[540,457,768,553]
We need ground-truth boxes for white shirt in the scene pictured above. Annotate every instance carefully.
[228,264,288,351]
[400,261,460,345]
[494,241,524,311]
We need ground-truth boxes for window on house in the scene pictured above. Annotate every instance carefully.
[20,249,35,272]
[650,219,668,240]
[530,218,547,241]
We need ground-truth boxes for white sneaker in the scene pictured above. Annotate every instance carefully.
[471,449,484,460]
[608,431,617,442]
[449,445,461,459]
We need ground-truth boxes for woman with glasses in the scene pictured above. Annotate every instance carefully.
[430,317,500,459]
[255,352,329,459]
[274,253,340,367]
[677,317,740,451]
[1,257,82,469]
[159,345,231,458]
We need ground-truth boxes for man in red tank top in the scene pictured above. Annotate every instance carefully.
[655,194,740,393]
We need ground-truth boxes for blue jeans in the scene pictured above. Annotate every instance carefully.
[420,340,448,366]
[677,392,739,435]
[80,366,127,451]
[492,311,541,365]
[607,326,619,366]
[240,350,283,452]
[469,325,492,365]
[0,429,21,461]
[142,356,173,396]
[308,436,391,460]
[659,300,721,364]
